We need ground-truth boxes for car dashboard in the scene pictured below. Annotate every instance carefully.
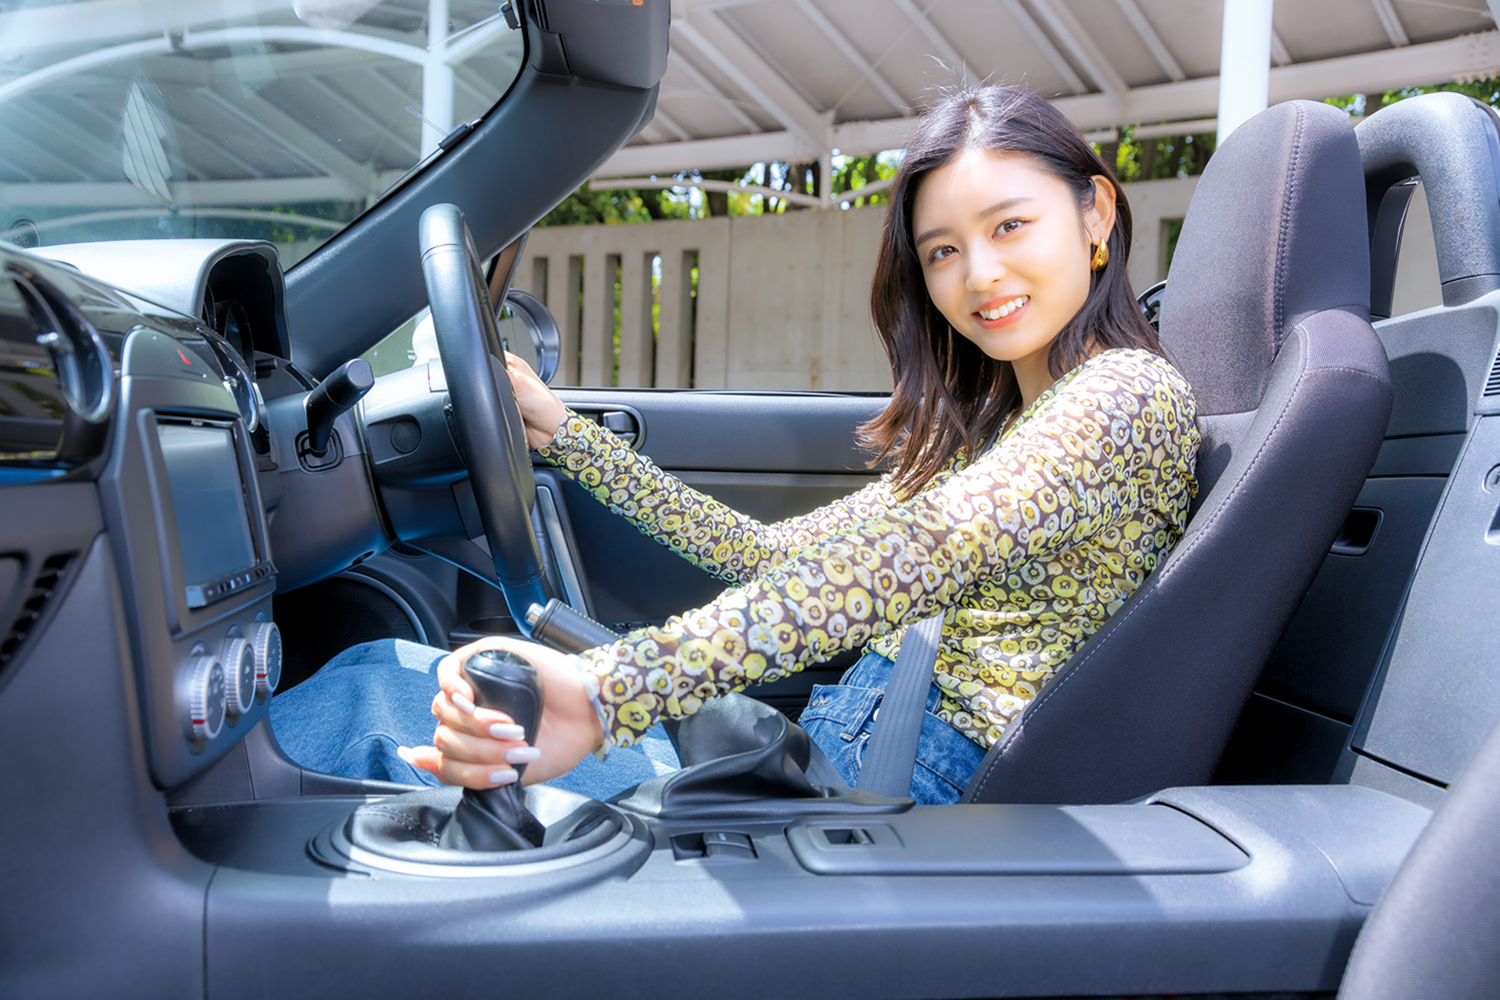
[1,241,336,788]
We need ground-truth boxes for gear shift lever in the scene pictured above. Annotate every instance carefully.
[438,649,546,851]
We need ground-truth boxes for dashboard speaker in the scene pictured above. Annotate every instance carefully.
[272,573,423,692]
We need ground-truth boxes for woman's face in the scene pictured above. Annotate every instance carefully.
[911,149,1115,396]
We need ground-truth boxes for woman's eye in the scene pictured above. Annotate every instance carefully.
[996,218,1026,236]
[926,245,955,263]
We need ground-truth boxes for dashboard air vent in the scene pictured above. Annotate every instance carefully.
[1485,346,1500,398]
[0,553,74,670]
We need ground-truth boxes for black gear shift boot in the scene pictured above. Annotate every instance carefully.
[434,648,548,851]
[439,784,545,851]
[333,784,631,872]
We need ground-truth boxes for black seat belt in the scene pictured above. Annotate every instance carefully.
[855,613,945,798]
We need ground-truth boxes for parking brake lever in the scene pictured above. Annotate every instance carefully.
[438,649,546,851]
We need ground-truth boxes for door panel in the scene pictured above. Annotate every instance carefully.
[1218,301,1497,786]
[548,389,886,713]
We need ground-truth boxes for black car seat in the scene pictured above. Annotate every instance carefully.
[962,99,1394,804]
[1335,710,1500,1000]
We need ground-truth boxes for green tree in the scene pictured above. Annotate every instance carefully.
[1110,128,1217,184]
[536,182,690,227]
[539,151,904,225]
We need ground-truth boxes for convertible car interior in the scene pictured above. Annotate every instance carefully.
[2,1,1498,997]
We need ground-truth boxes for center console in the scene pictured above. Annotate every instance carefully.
[101,317,282,786]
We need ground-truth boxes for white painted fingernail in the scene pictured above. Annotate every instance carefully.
[505,746,541,765]
[452,692,476,714]
[489,722,525,740]
[488,768,519,786]
[396,746,415,764]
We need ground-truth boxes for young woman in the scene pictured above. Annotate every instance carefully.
[272,85,1199,806]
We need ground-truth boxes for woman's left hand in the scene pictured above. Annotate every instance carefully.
[399,636,605,788]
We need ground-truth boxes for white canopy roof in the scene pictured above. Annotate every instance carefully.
[598,0,1500,187]
[1,0,1497,229]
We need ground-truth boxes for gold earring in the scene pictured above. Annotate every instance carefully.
[1090,241,1109,271]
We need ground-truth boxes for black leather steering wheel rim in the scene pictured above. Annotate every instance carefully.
[418,203,548,626]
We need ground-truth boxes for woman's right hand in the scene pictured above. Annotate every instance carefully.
[398,636,606,788]
[505,352,566,449]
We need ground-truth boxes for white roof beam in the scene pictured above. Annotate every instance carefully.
[451,64,492,108]
[1112,0,1185,82]
[650,107,693,143]
[201,43,374,81]
[599,130,807,178]
[592,175,822,208]
[667,48,764,134]
[601,29,1500,176]
[1000,0,1089,94]
[890,0,972,84]
[0,0,292,54]
[1027,0,1130,106]
[1270,29,1293,67]
[0,26,429,106]
[789,0,909,115]
[673,12,830,155]
[358,64,430,117]
[167,114,267,180]
[0,177,367,209]
[722,11,827,115]
[673,0,772,11]
[302,76,421,159]
[6,103,118,173]
[443,17,515,66]
[199,86,377,192]
[1371,0,1410,47]
[1,129,79,181]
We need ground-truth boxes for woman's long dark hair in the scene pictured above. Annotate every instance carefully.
[862,85,1165,496]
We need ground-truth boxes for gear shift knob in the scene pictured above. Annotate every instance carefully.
[465,649,543,773]
[439,649,546,851]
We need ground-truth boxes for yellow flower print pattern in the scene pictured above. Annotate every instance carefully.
[538,349,1199,750]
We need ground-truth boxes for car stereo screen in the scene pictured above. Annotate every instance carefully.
[156,423,257,605]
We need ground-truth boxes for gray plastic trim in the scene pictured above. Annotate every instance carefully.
[1350,411,1500,786]
[534,484,588,614]
[787,803,1248,876]
[1374,294,1500,435]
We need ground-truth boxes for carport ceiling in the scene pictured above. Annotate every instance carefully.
[598,0,1500,178]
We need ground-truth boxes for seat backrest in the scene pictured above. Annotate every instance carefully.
[963,100,1393,805]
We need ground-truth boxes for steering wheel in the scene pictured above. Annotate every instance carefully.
[418,203,547,630]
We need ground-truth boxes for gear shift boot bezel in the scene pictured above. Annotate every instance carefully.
[313,785,650,878]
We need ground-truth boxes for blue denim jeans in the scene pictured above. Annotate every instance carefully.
[799,651,985,806]
[269,640,680,800]
[270,640,983,805]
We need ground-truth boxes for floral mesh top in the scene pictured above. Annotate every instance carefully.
[536,348,1199,750]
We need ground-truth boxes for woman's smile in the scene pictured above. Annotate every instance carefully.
[975,294,1030,325]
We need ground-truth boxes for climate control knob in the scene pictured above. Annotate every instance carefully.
[187,655,227,741]
[251,622,282,697]
[222,637,256,716]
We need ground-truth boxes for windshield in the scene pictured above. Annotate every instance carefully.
[0,0,524,267]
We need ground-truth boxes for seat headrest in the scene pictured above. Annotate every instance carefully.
[1159,100,1370,415]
